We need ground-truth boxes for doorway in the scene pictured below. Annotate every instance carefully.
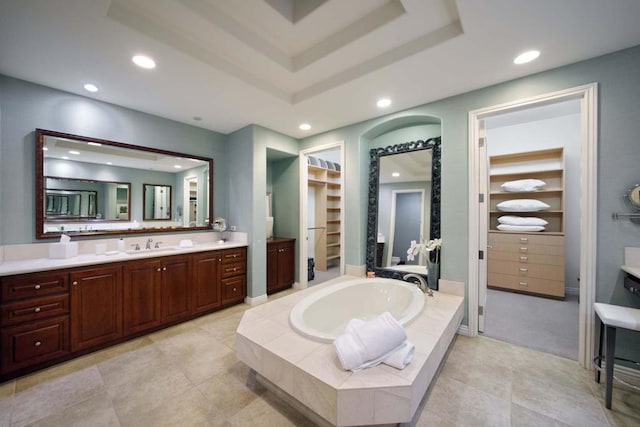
[299,142,345,288]
[468,83,598,368]
[388,190,426,267]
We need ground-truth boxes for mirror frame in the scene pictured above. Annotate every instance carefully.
[36,128,214,239]
[365,137,441,282]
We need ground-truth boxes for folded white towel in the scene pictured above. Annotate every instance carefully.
[334,312,407,371]
[383,341,415,370]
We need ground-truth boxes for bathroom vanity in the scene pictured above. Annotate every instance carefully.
[0,244,247,381]
[266,237,295,294]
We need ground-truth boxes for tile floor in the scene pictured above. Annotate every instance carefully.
[0,288,638,427]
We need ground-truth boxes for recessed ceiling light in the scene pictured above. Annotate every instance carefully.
[68,150,80,155]
[87,142,102,147]
[83,83,98,93]
[299,123,311,131]
[132,54,156,69]
[173,165,182,169]
[107,162,113,165]
[514,50,540,65]
[392,172,400,177]
[377,98,392,108]
[62,156,69,160]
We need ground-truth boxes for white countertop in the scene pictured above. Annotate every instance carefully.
[0,241,247,277]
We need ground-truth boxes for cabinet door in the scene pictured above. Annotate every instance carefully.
[221,275,246,306]
[123,259,162,335]
[266,244,278,294]
[278,242,295,287]
[70,265,123,352]
[192,252,221,315]
[161,255,192,323]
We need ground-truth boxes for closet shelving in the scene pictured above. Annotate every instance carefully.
[487,147,565,298]
[308,164,342,270]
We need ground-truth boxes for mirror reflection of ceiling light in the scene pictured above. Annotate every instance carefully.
[514,50,540,64]
[42,147,48,151]
[377,98,392,108]
[87,142,102,147]
[299,123,311,130]
[62,156,69,160]
[69,150,80,155]
[107,162,113,165]
[132,54,156,69]
[83,83,98,93]
[392,172,400,177]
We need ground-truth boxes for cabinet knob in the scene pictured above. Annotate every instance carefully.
[34,307,41,313]
[233,268,237,272]
[34,284,41,290]
[35,341,42,347]
[163,267,167,271]
[72,281,78,286]
[157,268,161,272]
[233,254,237,258]
[233,288,237,292]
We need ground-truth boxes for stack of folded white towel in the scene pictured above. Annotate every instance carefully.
[333,312,414,372]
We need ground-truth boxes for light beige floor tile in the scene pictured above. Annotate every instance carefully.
[116,386,214,427]
[512,371,609,427]
[10,366,104,427]
[510,402,572,427]
[0,381,15,427]
[27,391,120,427]
[199,313,244,340]
[146,320,199,342]
[227,391,316,427]
[196,371,266,419]
[590,380,640,426]
[97,344,172,392]
[413,409,459,427]
[423,374,511,427]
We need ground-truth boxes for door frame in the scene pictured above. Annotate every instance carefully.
[467,83,598,368]
[298,141,345,288]
[387,189,426,267]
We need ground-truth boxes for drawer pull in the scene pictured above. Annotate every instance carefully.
[519,268,528,272]
[233,254,238,258]
[233,288,237,292]
[163,267,167,271]
[34,307,41,313]
[72,281,78,286]
[34,284,41,290]
[520,237,528,242]
[519,282,528,286]
[233,268,237,272]
[157,268,161,272]
[519,247,528,252]
[520,256,528,261]
[35,341,42,347]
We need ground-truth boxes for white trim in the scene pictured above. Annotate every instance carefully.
[614,364,640,387]
[299,141,345,289]
[566,287,580,296]
[245,294,268,306]
[467,83,598,368]
[457,324,472,336]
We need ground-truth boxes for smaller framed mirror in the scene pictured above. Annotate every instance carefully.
[143,184,172,220]
[626,184,640,209]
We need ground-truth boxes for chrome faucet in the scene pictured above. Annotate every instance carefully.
[403,273,434,297]
[146,238,153,250]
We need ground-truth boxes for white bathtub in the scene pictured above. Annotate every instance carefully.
[289,278,425,342]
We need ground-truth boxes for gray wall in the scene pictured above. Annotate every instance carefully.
[0,75,227,243]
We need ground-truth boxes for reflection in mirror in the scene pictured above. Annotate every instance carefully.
[144,184,172,220]
[626,184,640,209]
[36,129,213,239]
[366,137,441,285]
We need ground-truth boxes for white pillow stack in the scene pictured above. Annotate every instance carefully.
[497,215,548,232]
[500,179,546,192]
[496,199,550,212]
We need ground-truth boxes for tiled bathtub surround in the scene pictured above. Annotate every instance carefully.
[236,276,464,426]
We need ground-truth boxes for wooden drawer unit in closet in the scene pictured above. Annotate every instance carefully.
[0,271,71,375]
[488,231,565,298]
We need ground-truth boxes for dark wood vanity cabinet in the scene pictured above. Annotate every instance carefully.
[267,238,295,294]
[70,265,123,352]
[0,246,247,380]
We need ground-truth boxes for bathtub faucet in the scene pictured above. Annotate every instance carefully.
[403,273,434,297]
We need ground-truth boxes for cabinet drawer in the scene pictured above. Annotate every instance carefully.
[221,262,246,278]
[488,260,564,281]
[488,250,564,266]
[1,316,70,373]
[488,241,564,256]
[488,232,564,246]
[222,276,246,304]
[221,248,246,264]
[2,294,69,326]
[1,272,68,301]
[488,273,564,298]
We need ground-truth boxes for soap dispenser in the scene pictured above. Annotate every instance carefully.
[117,237,125,252]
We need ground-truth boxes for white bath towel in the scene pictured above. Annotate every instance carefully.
[334,312,407,371]
[383,341,415,370]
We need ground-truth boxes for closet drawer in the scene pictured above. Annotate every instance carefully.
[488,260,564,281]
[221,262,246,278]
[221,248,246,264]
[488,250,564,266]
[1,294,69,326]
[488,232,564,246]
[1,272,69,302]
[488,241,564,256]
[488,273,564,298]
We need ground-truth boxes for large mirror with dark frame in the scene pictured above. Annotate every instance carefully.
[366,137,441,287]
[36,129,213,239]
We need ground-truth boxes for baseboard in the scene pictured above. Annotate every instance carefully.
[457,324,472,336]
[614,363,640,387]
[565,287,580,296]
[244,294,268,306]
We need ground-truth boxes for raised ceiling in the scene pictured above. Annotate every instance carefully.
[1,0,640,139]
